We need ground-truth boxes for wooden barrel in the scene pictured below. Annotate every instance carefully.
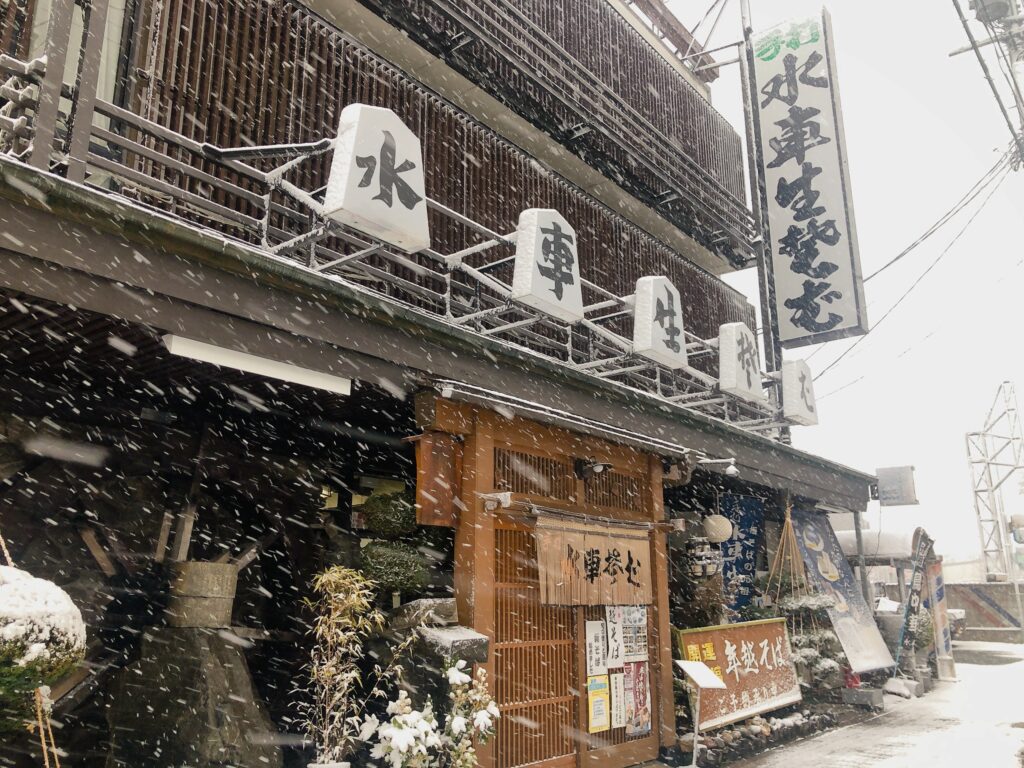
[166,562,238,628]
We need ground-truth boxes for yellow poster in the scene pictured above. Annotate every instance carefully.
[587,674,611,733]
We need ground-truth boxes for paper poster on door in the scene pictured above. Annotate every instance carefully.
[606,606,625,668]
[610,672,627,729]
[622,606,648,662]
[624,661,651,736]
[585,620,608,676]
[587,675,610,733]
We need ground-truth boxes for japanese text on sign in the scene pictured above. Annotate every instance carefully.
[324,104,431,253]
[511,209,585,323]
[536,516,652,606]
[675,618,801,730]
[751,13,868,347]
[633,276,688,369]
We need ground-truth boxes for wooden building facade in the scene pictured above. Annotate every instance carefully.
[0,2,875,767]
[417,395,675,767]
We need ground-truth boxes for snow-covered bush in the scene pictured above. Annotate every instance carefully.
[360,659,499,768]
[441,661,499,768]
[368,690,442,768]
[0,566,85,731]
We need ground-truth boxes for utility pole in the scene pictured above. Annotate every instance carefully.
[738,0,783,377]
[999,0,1024,127]
[952,0,1024,161]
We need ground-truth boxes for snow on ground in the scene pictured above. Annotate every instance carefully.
[729,641,1024,768]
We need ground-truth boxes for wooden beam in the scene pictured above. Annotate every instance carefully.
[648,453,676,749]
[453,410,496,767]
[213,530,282,570]
[153,507,175,563]
[415,391,474,435]
[169,428,209,563]
[97,526,137,574]
[79,526,117,578]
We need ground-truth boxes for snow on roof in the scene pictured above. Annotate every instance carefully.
[0,566,86,665]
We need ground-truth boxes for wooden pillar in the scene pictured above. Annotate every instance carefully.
[648,454,676,750]
[454,410,496,767]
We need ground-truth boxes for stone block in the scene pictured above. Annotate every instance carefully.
[915,666,934,692]
[166,562,238,628]
[105,628,281,768]
[841,687,884,710]
[166,595,233,628]
[169,561,238,597]
[936,655,957,681]
[418,625,489,663]
[389,597,458,630]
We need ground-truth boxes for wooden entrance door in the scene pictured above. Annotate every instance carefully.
[494,522,578,768]
[492,518,661,768]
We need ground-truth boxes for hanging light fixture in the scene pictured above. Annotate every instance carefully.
[574,457,614,480]
[702,514,733,544]
[685,537,721,578]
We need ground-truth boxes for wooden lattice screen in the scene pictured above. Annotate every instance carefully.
[490,446,658,768]
[494,525,577,768]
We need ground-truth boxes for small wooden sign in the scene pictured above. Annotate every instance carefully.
[535,514,652,606]
[674,618,801,731]
[412,431,461,527]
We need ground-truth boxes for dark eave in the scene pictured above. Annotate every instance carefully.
[0,159,873,509]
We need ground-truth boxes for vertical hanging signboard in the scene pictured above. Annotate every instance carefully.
[751,12,868,347]
[719,494,765,613]
[792,510,894,673]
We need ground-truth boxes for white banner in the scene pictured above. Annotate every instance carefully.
[751,12,868,347]
[586,620,608,676]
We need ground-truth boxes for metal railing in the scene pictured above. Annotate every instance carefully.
[0,0,786,437]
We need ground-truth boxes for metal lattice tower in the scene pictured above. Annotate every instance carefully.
[966,381,1024,580]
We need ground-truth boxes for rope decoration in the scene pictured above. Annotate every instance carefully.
[33,687,61,768]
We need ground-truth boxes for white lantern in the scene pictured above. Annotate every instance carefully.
[702,514,733,544]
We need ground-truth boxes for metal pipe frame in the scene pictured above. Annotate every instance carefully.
[0,0,789,436]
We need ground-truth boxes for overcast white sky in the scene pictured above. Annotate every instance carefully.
[666,0,1024,561]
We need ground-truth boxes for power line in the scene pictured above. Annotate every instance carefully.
[814,253,1024,399]
[813,166,1011,382]
[802,150,1010,362]
[980,16,1024,124]
[862,150,1011,283]
[952,0,1024,158]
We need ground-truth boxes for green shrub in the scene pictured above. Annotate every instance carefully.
[1,644,80,733]
[360,541,430,593]
[0,567,86,733]
[361,491,416,538]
